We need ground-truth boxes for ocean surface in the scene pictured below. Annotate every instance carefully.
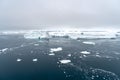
[0,35,120,80]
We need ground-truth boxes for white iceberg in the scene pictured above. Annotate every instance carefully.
[50,47,62,53]
[24,31,49,39]
[59,60,71,64]
[81,51,91,54]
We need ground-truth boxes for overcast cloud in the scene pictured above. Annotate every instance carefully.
[0,0,120,30]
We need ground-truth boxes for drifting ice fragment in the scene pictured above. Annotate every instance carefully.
[59,60,71,64]
[49,53,55,56]
[50,47,62,53]
[83,42,95,45]
[33,59,38,62]
[17,58,22,62]
[34,44,39,46]
[68,54,72,57]
[81,51,91,54]
[2,48,8,52]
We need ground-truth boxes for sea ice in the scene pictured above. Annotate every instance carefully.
[0,48,8,52]
[33,59,38,62]
[50,47,62,53]
[59,59,71,64]
[81,51,91,54]
[49,53,55,56]
[83,41,95,45]
[17,58,22,62]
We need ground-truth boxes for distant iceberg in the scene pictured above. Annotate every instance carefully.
[0,30,117,39]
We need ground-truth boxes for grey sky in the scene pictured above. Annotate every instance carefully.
[0,0,120,30]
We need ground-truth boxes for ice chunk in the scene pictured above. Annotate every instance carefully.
[17,58,22,62]
[59,60,71,64]
[83,41,95,45]
[33,59,38,62]
[49,53,55,56]
[34,44,39,46]
[0,48,8,52]
[50,47,62,53]
[81,51,91,54]
[68,54,72,57]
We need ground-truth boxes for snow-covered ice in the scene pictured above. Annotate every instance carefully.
[81,51,91,54]
[0,48,8,53]
[59,60,71,64]
[83,41,95,45]
[68,54,72,57]
[50,47,62,53]
[33,59,38,62]
[34,44,39,46]
[17,58,22,62]
[48,53,55,56]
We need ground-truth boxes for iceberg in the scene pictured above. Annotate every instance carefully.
[24,31,49,39]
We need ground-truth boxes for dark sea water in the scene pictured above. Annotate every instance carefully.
[0,35,120,80]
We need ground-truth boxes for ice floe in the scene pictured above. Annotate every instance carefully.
[68,54,72,57]
[48,53,55,56]
[59,60,71,64]
[83,41,95,45]
[0,48,8,53]
[50,47,62,53]
[34,44,39,46]
[81,51,91,54]
[33,59,38,62]
[17,58,22,62]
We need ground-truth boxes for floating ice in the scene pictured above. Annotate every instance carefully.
[50,47,62,53]
[0,48,8,52]
[68,54,72,57]
[83,41,95,45]
[34,44,39,46]
[59,60,71,64]
[49,53,55,56]
[81,51,91,54]
[24,31,49,39]
[17,58,22,62]
[33,59,38,62]
[95,55,101,57]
